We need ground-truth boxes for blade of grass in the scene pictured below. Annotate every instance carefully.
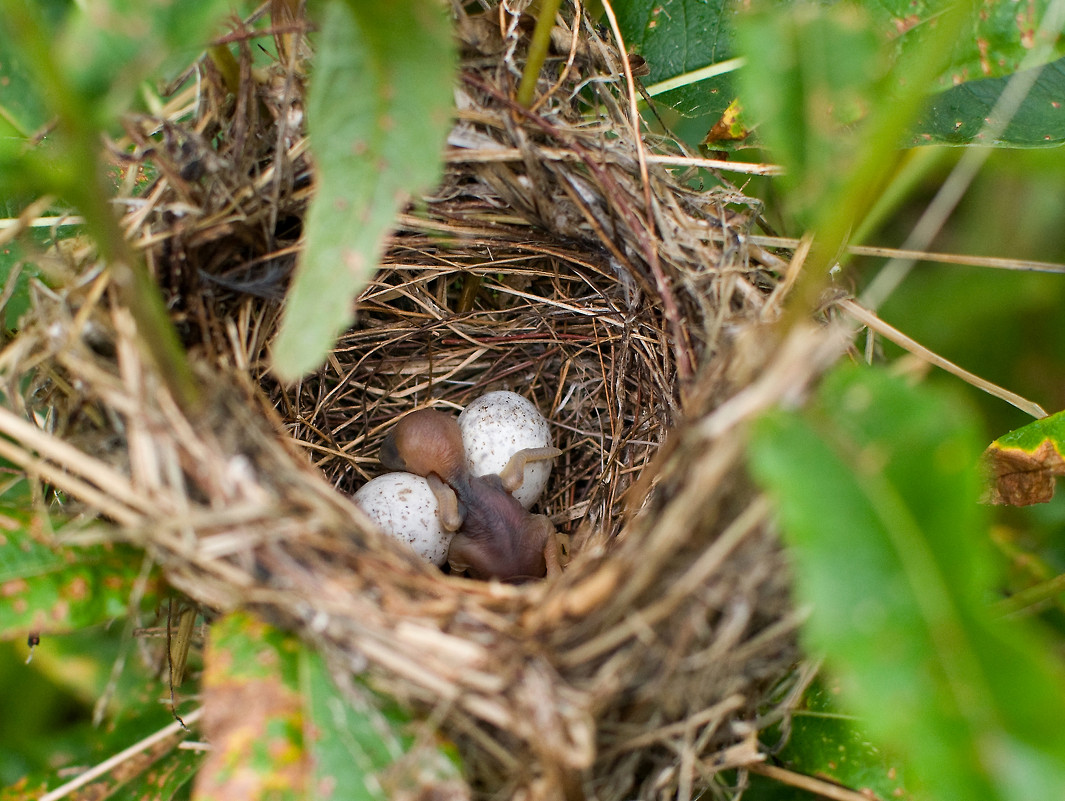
[1,1,201,410]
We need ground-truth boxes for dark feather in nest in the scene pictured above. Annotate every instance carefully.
[0,4,850,800]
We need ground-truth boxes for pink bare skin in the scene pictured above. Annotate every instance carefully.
[380,408,561,582]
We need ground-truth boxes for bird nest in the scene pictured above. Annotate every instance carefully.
[2,4,850,800]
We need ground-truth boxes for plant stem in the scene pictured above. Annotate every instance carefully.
[208,44,242,95]
[3,1,200,412]
[517,0,564,107]
[783,0,973,327]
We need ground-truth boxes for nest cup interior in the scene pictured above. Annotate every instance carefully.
[279,244,679,558]
[257,13,772,565]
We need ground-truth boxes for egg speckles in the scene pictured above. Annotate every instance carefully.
[353,472,453,565]
[459,391,553,509]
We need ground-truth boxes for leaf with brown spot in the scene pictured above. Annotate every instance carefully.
[64,734,196,801]
[0,777,50,801]
[984,410,1065,506]
[300,647,466,801]
[702,98,749,145]
[194,612,309,801]
[0,517,162,638]
[193,612,466,801]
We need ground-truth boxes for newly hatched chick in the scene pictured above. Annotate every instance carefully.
[380,409,467,530]
[381,409,467,485]
[447,474,557,582]
[380,408,560,582]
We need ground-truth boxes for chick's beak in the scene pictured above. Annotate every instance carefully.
[379,432,407,472]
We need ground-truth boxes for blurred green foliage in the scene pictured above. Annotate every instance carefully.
[0,639,90,786]
[0,622,193,793]
[867,147,1065,429]
[617,1,1065,799]
[750,367,1065,800]
[734,2,890,225]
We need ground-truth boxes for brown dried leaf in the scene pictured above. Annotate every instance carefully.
[983,439,1065,506]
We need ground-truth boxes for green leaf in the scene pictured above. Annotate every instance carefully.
[198,613,306,800]
[748,365,1065,801]
[871,0,1065,89]
[200,612,463,800]
[270,0,455,380]
[984,407,1065,505]
[301,649,462,801]
[773,679,912,800]
[993,409,1065,459]
[0,518,162,638]
[614,0,737,120]
[302,649,387,801]
[912,56,1065,146]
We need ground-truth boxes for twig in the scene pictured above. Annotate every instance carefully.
[644,153,783,176]
[0,405,156,518]
[39,707,203,801]
[838,298,1047,419]
[601,0,691,381]
[762,233,813,321]
[529,0,583,114]
[0,196,57,246]
[446,147,784,176]
[0,435,143,529]
[995,571,1065,617]
[645,58,746,97]
[748,762,884,801]
[704,231,1065,273]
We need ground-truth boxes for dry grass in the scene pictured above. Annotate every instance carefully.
[0,4,856,799]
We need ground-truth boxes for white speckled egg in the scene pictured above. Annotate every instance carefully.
[353,472,453,566]
[458,391,553,509]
